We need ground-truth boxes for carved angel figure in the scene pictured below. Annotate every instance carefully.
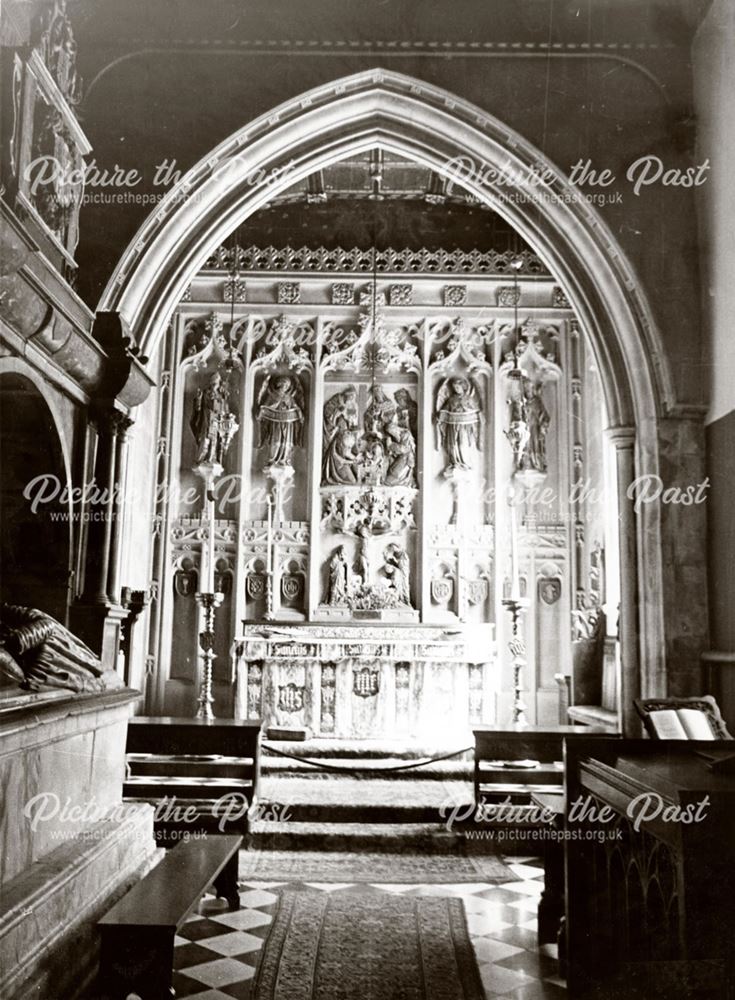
[435,376,482,473]
[190,371,239,466]
[256,374,304,468]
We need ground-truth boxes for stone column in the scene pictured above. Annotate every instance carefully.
[107,413,133,603]
[657,414,709,697]
[73,407,131,669]
[608,427,640,736]
[84,410,118,604]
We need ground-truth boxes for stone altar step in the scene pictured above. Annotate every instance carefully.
[261,737,474,782]
[254,774,535,854]
[258,775,473,825]
[261,752,473,782]
[261,736,474,760]
[249,819,460,852]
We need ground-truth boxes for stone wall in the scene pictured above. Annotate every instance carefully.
[0,689,160,999]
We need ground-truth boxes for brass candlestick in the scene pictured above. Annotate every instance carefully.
[195,591,224,719]
[502,596,530,727]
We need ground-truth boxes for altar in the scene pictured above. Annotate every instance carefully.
[232,623,495,740]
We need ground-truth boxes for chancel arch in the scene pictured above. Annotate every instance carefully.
[101,70,672,734]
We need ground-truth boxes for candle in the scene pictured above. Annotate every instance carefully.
[266,495,273,576]
[205,494,216,593]
[509,486,521,601]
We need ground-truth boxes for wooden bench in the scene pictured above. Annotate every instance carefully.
[98,833,242,1000]
[123,717,262,844]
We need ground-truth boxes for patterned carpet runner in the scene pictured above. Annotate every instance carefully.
[253,888,485,1000]
[239,848,516,884]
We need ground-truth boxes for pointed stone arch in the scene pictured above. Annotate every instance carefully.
[100,68,674,722]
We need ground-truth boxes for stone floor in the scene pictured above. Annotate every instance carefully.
[171,855,565,1000]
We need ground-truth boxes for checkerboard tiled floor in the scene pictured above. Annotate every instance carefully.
[172,856,566,1000]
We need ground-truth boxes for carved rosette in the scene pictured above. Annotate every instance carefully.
[389,283,413,306]
[443,284,468,307]
[277,281,301,304]
[331,282,355,305]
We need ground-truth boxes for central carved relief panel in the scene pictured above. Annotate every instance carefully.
[319,378,419,622]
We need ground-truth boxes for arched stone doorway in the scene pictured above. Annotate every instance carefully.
[100,70,678,733]
[0,369,74,627]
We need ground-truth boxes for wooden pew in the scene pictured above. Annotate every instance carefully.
[473,724,609,806]
[564,738,735,999]
[123,717,262,844]
[98,834,242,1000]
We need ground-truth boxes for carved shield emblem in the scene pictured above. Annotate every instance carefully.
[431,578,454,604]
[467,578,489,606]
[278,683,305,714]
[174,569,196,597]
[281,574,303,601]
[353,666,381,698]
[539,577,562,605]
[246,573,265,599]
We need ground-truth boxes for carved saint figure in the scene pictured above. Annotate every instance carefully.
[327,546,349,606]
[323,428,359,485]
[322,387,360,485]
[506,378,550,474]
[357,440,385,486]
[323,386,359,438]
[394,389,418,441]
[190,371,238,466]
[384,420,416,486]
[506,387,531,469]
[364,386,396,440]
[383,543,411,606]
[355,524,371,586]
[256,374,304,468]
[521,379,550,473]
[435,376,482,472]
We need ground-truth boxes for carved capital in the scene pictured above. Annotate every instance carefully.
[92,406,134,439]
